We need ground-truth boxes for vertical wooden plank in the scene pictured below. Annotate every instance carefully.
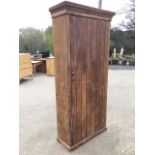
[86,18,92,137]
[70,16,77,145]
[81,18,88,140]
[86,18,98,137]
[53,15,71,145]
[95,19,101,132]
[75,17,83,143]
[90,19,98,136]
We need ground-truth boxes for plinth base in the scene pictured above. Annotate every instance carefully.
[57,127,107,151]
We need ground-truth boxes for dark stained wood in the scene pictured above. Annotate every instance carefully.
[97,20,106,131]
[58,127,107,151]
[95,19,104,132]
[81,17,88,140]
[49,1,115,20]
[102,21,111,129]
[36,60,46,73]
[52,15,71,145]
[49,1,115,150]
[70,16,77,145]
[75,17,83,143]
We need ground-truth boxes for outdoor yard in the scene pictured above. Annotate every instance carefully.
[19,66,135,155]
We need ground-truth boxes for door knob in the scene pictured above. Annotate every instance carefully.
[71,72,76,80]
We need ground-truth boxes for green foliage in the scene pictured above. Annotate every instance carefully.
[110,29,135,54]
[19,28,46,53]
[45,26,54,55]
[19,26,54,55]
[110,40,116,51]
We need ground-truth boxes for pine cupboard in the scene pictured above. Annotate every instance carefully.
[46,57,55,76]
[49,1,115,150]
[19,53,32,79]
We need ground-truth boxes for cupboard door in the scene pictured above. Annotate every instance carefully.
[70,15,110,145]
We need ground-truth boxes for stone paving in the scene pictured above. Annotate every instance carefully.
[19,66,135,155]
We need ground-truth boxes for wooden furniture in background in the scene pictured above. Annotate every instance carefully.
[19,53,33,79]
[35,59,46,73]
[33,54,46,73]
[46,57,55,76]
[31,60,42,75]
[49,1,115,150]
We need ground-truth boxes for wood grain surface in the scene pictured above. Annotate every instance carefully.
[49,1,115,150]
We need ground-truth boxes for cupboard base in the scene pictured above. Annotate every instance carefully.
[57,127,107,151]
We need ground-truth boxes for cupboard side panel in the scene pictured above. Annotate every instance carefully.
[53,15,71,145]
[101,21,111,129]
[95,19,105,132]
[96,20,107,131]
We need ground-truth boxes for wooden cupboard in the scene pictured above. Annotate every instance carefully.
[49,1,115,150]
[46,57,55,76]
[19,53,32,79]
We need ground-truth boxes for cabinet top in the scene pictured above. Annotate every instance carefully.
[49,1,115,20]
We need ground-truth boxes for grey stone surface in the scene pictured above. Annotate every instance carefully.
[19,66,135,155]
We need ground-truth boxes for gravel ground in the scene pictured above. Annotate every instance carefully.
[19,66,135,155]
